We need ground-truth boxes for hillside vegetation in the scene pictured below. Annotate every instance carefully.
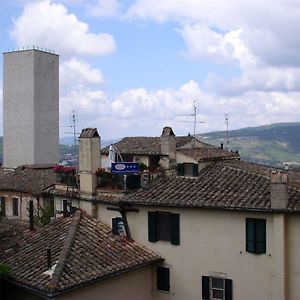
[198,122,300,168]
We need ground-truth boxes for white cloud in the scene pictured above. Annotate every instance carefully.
[60,58,103,86]
[127,0,300,68]
[87,0,121,18]
[10,0,116,57]
[178,24,256,69]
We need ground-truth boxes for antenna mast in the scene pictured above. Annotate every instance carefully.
[193,100,197,138]
[225,113,229,149]
[72,110,76,146]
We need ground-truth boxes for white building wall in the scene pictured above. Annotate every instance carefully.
[3,49,59,168]
[94,203,293,300]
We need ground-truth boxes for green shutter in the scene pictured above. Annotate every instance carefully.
[225,279,233,300]
[148,211,157,242]
[255,219,266,254]
[202,276,210,299]
[192,164,198,177]
[177,164,184,176]
[171,213,180,245]
[246,218,255,253]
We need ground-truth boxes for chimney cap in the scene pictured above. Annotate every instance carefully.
[161,126,175,137]
[271,170,288,183]
[79,128,99,138]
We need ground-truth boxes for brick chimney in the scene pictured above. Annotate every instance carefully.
[160,126,176,170]
[270,171,288,210]
[79,128,101,196]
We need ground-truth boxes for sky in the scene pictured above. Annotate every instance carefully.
[1,0,300,140]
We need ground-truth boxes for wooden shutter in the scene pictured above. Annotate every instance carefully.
[177,164,184,176]
[246,218,255,253]
[192,164,198,177]
[255,219,266,254]
[225,279,233,300]
[12,198,18,216]
[202,276,210,299]
[148,211,157,242]
[171,213,180,245]
[112,217,122,235]
[157,267,170,291]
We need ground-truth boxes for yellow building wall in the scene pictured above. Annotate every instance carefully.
[58,265,154,300]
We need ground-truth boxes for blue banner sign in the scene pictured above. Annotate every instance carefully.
[111,162,140,174]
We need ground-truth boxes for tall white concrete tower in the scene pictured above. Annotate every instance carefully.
[3,49,59,168]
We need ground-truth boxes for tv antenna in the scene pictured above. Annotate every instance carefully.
[225,113,229,149]
[60,110,80,146]
[174,100,205,139]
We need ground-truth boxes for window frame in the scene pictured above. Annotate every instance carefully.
[246,218,266,254]
[210,277,225,300]
[156,266,170,292]
[12,197,19,217]
[148,211,180,245]
[202,276,232,300]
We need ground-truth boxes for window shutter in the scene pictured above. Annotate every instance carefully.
[202,276,210,299]
[148,211,157,242]
[112,217,122,235]
[255,219,266,254]
[0,197,5,215]
[192,164,198,177]
[246,218,255,253]
[171,213,180,245]
[225,279,233,300]
[13,198,18,216]
[177,164,184,176]
[157,267,170,291]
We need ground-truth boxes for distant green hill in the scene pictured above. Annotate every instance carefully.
[1,123,300,168]
[198,122,300,168]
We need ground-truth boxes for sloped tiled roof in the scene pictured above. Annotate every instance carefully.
[121,163,300,211]
[1,210,161,298]
[178,147,240,162]
[0,165,57,194]
[101,136,195,155]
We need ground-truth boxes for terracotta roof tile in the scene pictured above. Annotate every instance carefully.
[178,147,240,162]
[121,163,300,211]
[0,165,57,194]
[1,210,161,297]
[101,136,195,155]
[79,128,99,138]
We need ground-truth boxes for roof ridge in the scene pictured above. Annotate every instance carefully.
[48,210,82,293]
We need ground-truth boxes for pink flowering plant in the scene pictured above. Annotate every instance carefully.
[53,165,77,186]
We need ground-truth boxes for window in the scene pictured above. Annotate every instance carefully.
[0,197,5,215]
[148,212,180,245]
[112,217,125,235]
[177,163,198,177]
[157,266,170,292]
[12,197,19,216]
[202,276,232,300]
[246,218,266,254]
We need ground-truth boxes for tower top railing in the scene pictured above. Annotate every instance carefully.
[4,46,57,55]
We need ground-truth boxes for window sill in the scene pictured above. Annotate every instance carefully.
[240,250,271,256]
